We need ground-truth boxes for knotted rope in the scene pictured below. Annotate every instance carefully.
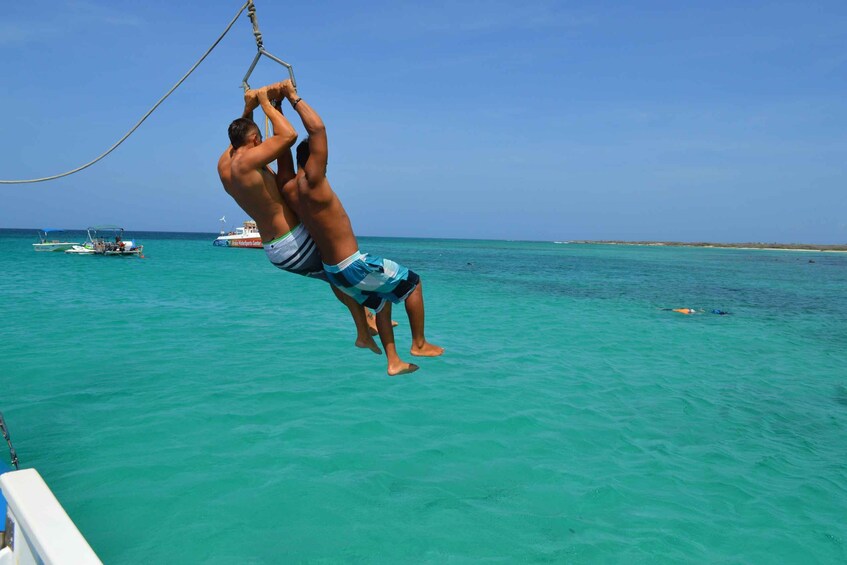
[247,1,264,51]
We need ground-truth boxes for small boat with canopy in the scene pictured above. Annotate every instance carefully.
[65,226,143,256]
[32,229,79,252]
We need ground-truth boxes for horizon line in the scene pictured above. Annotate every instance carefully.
[1,227,845,247]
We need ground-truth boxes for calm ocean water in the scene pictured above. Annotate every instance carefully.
[1,228,846,563]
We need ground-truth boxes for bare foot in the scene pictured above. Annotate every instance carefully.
[356,336,382,355]
[388,362,419,376]
[411,342,444,357]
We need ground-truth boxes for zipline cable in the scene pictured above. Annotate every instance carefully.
[0,1,253,185]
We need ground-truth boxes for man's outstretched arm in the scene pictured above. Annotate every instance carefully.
[238,86,298,171]
[272,97,296,187]
[218,91,259,184]
[285,89,328,185]
[242,90,259,119]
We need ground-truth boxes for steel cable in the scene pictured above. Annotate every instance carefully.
[0,1,254,184]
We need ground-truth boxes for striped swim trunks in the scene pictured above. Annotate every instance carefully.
[263,224,328,281]
[323,251,420,312]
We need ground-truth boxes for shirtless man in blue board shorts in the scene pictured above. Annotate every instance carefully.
[277,84,444,375]
[217,81,381,354]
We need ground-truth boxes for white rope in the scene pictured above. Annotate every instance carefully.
[0,1,253,184]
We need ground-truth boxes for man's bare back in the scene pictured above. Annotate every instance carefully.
[218,152,297,242]
[279,172,358,265]
[222,89,299,243]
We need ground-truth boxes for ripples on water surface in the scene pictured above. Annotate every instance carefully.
[1,230,846,562]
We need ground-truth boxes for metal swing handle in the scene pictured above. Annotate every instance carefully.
[241,50,296,93]
[242,1,296,93]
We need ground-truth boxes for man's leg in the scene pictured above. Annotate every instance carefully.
[330,285,381,354]
[364,311,400,334]
[376,303,418,376]
[365,310,378,335]
[403,282,444,357]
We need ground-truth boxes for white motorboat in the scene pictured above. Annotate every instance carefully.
[213,220,262,248]
[65,226,143,257]
[65,243,96,255]
[32,229,79,252]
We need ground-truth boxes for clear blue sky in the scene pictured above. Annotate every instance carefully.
[1,1,845,242]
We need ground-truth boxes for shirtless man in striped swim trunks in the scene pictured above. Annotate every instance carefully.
[217,81,381,354]
[277,84,444,375]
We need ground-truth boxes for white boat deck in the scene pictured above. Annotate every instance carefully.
[0,469,101,564]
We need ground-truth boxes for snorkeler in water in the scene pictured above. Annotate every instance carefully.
[660,308,700,315]
[661,308,731,315]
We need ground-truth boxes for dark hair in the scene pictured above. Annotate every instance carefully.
[296,138,311,170]
[228,118,259,148]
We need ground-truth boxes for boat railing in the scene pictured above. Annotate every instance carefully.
[1,469,102,563]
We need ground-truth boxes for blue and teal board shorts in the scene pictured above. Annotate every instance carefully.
[323,251,420,313]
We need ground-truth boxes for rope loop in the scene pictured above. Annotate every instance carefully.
[247,0,264,51]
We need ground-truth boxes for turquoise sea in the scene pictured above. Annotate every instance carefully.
[1,229,846,563]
